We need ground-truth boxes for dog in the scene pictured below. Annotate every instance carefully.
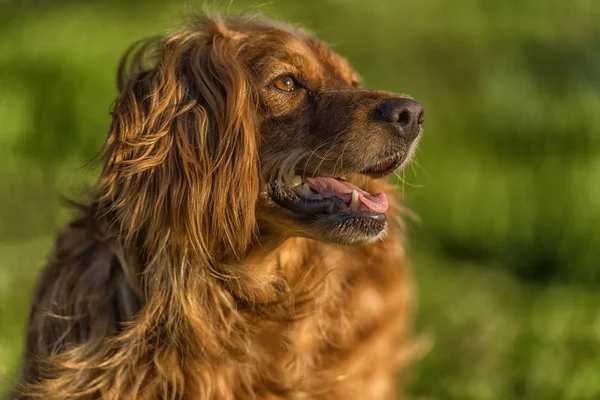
[11,13,424,400]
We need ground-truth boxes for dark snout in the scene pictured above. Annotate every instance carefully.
[376,98,424,141]
[300,90,424,176]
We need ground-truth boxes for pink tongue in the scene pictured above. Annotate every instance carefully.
[304,177,388,213]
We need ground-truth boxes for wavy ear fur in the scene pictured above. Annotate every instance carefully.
[12,18,262,399]
[96,18,259,269]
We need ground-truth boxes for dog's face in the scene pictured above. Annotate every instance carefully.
[100,16,424,260]
[238,22,424,245]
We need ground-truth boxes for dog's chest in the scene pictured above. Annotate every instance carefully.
[248,238,413,399]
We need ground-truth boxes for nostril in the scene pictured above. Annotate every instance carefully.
[397,110,410,126]
[376,98,424,130]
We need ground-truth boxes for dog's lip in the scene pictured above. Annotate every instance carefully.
[360,152,405,178]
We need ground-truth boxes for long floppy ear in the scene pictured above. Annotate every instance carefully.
[95,19,259,269]
[13,20,262,399]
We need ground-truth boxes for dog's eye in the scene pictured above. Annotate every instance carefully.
[273,76,298,92]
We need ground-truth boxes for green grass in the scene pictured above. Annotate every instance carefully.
[0,238,52,388]
[1,0,599,398]
[411,247,600,399]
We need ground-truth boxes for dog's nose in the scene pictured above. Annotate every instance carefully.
[376,98,424,140]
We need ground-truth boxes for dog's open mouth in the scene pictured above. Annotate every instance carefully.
[273,175,388,223]
[269,152,404,227]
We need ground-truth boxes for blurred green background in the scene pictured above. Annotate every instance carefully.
[1,0,599,398]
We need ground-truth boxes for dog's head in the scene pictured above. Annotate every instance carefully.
[97,14,423,262]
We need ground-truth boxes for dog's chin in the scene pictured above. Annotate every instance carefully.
[294,210,387,246]
[267,151,408,246]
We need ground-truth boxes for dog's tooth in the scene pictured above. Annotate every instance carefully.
[350,189,360,210]
[299,183,312,197]
[292,175,303,186]
[327,202,335,213]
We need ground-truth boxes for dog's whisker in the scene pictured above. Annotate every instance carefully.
[310,128,347,179]
[302,142,336,161]
[402,169,406,199]
[393,170,423,189]
[303,139,334,179]
[332,141,351,180]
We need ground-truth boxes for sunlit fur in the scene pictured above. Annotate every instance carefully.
[11,14,418,400]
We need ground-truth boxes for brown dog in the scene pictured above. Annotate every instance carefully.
[12,13,424,399]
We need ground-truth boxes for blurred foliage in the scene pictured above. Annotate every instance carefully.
[1,0,599,399]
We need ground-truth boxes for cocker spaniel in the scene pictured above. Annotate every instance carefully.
[12,13,424,400]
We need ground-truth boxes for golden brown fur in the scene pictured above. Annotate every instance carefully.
[11,13,421,399]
